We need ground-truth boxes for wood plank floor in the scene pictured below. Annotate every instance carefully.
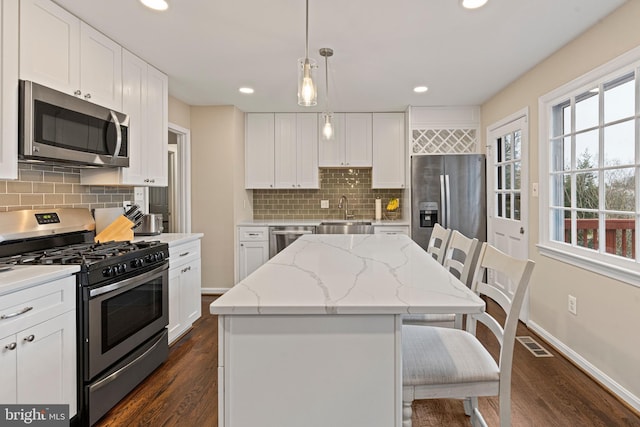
[96,295,640,427]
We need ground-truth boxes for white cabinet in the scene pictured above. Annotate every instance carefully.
[319,113,372,167]
[374,225,410,235]
[246,113,318,189]
[372,113,405,188]
[0,0,19,179]
[81,50,168,187]
[245,113,275,188]
[168,239,202,344]
[0,276,76,416]
[238,227,270,281]
[20,0,122,111]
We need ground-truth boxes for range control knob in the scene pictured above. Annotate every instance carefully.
[156,251,165,261]
[130,258,143,268]
[102,266,113,277]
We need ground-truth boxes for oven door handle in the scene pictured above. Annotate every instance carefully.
[89,263,168,298]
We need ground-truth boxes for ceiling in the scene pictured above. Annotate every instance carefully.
[53,0,626,113]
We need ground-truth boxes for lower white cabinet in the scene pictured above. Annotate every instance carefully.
[0,276,76,416]
[238,227,269,282]
[168,239,202,344]
[374,225,410,236]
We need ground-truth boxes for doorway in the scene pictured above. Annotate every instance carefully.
[148,123,192,233]
[486,108,530,322]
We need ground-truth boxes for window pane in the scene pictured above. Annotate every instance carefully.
[497,137,503,163]
[575,91,599,131]
[550,208,571,243]
[605,213,635,259]
[576,171,599,209]
[576,130,599,169]
[576,211,599,251]
[604,74,635,123]
[497,193,503,217]
[506,193,511,218]
[505,133,512,161]
[563,104,571,135]
[605,168,635,211]
[497,166,503,190]
[514,161,521,190]
[604,120,635,167]
[514,130,521,160]
[514,192,521,220]
[505,164,512,190]
[550,173,569,208]
[550,137,570,172]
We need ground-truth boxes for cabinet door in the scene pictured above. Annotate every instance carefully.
[0,334,17,404]
[345,113,372,167]
[120,49,147,185]
[274,113,298,188]
[180,259,202,325]
[245,113,275,188]
[0,0,19,179]
[372,113,405,188]
[19,0,80,94]
[17,310,76,416]
[318,113,345,167]
[238,241,269,281]
[79,22,122,110]
[168,266,183,344]
[145,64,169,186]
[296,113,319,188]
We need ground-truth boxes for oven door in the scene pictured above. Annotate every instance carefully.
[85,263,168,380]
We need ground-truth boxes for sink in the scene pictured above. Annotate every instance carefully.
[316,221,373,234]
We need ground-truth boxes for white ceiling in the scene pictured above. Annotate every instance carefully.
[53,0,626,113]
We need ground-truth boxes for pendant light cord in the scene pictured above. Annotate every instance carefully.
[325,54,330,111]
[305,0,309,58]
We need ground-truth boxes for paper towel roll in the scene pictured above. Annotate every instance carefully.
[375,198,382,220]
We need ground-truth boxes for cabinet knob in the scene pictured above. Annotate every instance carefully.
[84,93,92,100]
[4,342,16,351]
[23,335,35,343]
[74,90,81,96]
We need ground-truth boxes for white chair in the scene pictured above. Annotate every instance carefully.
[425,223,451,264]
[403,230,479,328]
[402,243,535,427]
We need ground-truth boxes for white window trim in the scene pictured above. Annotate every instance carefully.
[538,44,640,288]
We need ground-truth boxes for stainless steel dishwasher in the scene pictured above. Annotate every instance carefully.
[269,226,316,258]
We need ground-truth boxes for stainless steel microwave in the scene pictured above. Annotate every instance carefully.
[19,80,129,168]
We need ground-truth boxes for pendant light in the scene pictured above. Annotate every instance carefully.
[319,48,334,140]
[297,0,317,106]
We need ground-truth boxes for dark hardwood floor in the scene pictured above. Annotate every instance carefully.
[96,296,640,427]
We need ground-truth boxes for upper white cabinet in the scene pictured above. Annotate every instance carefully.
[372,113,405,188]
[245,113,275,188]
[246,113,318,189]
[20,0,122,111]
[319,113,372,167]
[0,0,19,179]
[81,50,168,187]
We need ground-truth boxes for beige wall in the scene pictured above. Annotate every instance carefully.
[190,106,251,291]
[481,1,640,405]
[168,96,191,130]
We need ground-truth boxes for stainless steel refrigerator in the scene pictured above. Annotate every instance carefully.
[411,154,486,251]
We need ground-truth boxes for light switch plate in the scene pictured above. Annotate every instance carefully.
[321,200,329,209]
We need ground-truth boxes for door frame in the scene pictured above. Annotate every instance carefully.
[486,107,530,323]
[169,122,192,233]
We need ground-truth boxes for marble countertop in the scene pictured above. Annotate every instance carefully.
[133,232,203,246]
[0,265,80,296]
[210,234,484,316]
[237,219,410,227]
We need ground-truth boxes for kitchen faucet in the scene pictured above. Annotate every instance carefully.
[338,195,354,220]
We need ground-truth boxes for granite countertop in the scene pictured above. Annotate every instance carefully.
[0,265,80,296]
[210,234,484,316]
[237,219,410,226]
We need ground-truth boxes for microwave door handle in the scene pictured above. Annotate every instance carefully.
[110,110,122,162]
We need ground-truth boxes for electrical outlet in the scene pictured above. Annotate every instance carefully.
[568,295,577,315]
[123,200,131,209]
[321,200,329,209]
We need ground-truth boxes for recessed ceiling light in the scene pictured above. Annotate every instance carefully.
[414,86,428,93]
[239,87,254,94]
[461,0,488,9]
[140,0,168,11]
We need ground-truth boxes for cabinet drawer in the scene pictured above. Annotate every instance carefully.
[374,226,410,236]
[238,227,269,242]
[0,276,75,338]
[169,240,201,269]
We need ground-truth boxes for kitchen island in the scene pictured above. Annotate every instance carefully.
[210,234,485,427]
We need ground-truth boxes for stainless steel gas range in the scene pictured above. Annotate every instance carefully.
[0,208,169,426]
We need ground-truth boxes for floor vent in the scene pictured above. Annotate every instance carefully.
[516,336,553,357]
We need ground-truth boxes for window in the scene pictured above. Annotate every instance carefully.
[539,47,640,286]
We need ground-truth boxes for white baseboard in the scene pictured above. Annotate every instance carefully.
[201,287,230,295]
[528,320,640,413]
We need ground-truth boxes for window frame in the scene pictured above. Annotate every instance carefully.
[538,45,640,287]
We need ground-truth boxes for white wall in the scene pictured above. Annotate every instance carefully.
[481,1,640,409]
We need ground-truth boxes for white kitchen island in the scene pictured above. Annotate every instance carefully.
[210,234,485,427]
